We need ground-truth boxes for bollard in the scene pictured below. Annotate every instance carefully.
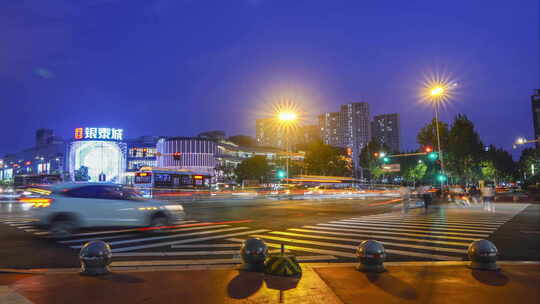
[356,240,386,273]
[468,239,499,271]
[239,238,268,272]
[79,240,113,276]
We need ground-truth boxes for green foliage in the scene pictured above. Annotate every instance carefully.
[359,139,390,180]
[304,141,351,176]
[446,114,484,183]
[519,147,540,182]
[481,145,516,182]
[417,118,449,151]
[234,156,272,183]
[227,135,257,147]
[404,162,428,184]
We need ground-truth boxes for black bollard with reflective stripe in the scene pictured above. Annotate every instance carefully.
[79,240,113,276]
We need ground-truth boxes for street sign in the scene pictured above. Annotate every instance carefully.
[381,164,400,172]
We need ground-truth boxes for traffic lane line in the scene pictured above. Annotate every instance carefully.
[72,227,249,249]
[326,221,493,235]
[111,229,270,253]
[284,229,470,247]
[113,248,293,257]
[318,223,490,238]
[303,225,481,241]
[60,225,231,244]
[136,219,253,231]
[250,234,466,255]
[336,220,497,233]
[346,218,506,227]
[352,215,511,223]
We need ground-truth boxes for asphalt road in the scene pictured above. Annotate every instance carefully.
[0,197,538,269]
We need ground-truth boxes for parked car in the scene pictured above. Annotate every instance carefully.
[25,183,185,238]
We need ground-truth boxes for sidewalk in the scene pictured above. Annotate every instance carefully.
[1,261,539,303]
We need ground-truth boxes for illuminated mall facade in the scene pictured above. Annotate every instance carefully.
[0,128,301,185]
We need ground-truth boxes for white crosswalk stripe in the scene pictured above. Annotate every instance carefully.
[227,205,528,262]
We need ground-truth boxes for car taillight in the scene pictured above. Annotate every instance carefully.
[18,198,53,208]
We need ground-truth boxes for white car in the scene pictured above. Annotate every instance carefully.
[28,183,185,238]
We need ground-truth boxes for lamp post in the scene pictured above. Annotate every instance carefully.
[277,111,298,185]
[429,86,447,186]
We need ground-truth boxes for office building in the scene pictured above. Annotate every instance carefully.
[371,113,400,152]
[319,112,342,147]
[532,89,540,147]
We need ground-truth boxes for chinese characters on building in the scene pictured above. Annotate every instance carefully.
[74,128,123,140]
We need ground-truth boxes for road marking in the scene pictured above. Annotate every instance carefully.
[0,286,33,304]
[302,226,480,241]
[336,220,496,232]
[284,229,470,247]
[251,234,466,255]
[318,223,489,237]
[60,225,230,244]
[72,227,249,248]
[111,229,270,253]
[33,231,50,235]
[326,221,492,235]
[111,255,337,267]
[171,244,242,248]
[23,229,40,232]
[353,216,510,224]
[345,218,504,227]
[228,237,357,258]
[14,225,35,229]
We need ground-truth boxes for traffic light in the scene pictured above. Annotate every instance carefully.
[382,156,390,163]
[424,146,433,153]
[173,152,182,160]
[437,174,447,182]
[277,170,286,179]
[428,152,438,161]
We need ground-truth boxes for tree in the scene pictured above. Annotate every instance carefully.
[304,141,351,176]
[404,161,428,186]
[417,118,450,152]
[518,147,540,182]
[446,114,484,183]
[481,145,516,183]
[228,135,257,147]
[359,139,389,180]
[234,156,272,184]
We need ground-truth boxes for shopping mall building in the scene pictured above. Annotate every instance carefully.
[0,128,299,185]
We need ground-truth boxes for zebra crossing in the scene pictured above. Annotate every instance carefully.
[0,203,529,266]
[227,203,530,262]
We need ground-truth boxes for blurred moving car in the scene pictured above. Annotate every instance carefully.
[24,183,185,238]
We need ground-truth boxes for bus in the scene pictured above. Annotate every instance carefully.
[133,167,212,198]
[14,174,62,188]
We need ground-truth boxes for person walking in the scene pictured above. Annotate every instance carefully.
[420,183,432,212]
[399,182,410,214]
[481,184,495,212]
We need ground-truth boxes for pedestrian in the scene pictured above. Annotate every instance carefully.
[420,183,432,212]
[481,184,495,212]
[469,185,480,204]
[399,182,410,213]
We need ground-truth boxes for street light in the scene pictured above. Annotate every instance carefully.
[426,83,449,187]
[277,110,298,184]
[513,136,539,149]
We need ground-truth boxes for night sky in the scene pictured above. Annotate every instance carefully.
[1,0,538,157]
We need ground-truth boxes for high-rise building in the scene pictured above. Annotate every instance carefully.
[532,89,540,147]
[340,103,371,161]
[371,113,400,152]
[319,112,342,147]
[319,102,371,168]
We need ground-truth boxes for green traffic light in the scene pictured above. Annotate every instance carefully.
[382,157,390,163]
[437,174,447,182]
[428,152,438,160]
[277,170,286,178]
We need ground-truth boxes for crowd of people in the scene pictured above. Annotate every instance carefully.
[399,182,497,212]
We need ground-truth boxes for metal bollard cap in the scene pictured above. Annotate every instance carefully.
[468,239,499,271]
[240,238,269,266]
[79,240,112,275]
[356,240,386,272]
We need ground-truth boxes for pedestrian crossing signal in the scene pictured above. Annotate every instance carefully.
[428,152,438,160]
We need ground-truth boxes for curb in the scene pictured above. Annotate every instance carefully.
[2,261,539,274]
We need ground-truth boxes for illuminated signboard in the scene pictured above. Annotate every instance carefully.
[74,128,123,141]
